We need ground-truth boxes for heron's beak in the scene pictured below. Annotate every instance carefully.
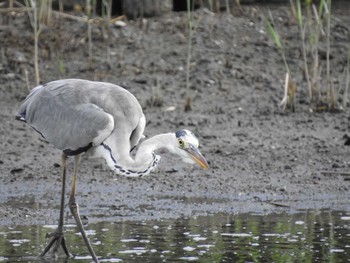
[186,144,209,170]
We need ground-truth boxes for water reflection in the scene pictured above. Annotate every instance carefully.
[0,210,349,262]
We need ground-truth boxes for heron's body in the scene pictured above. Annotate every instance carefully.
[16,79,208,262]
[17,79,162,176]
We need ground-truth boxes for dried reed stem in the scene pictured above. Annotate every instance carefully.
[185,0,194,112]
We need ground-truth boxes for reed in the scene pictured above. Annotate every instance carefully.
[269,0,337,111]
[184,0,194,112]
[25,0,42,85]
[343,50,350,109]
[293,0,312,99]
[266,13,289,75]
[101,0,113,67]
[324,0,336,109]
[294,0,337,111]
[86,0,93,67]
[266,12,296,111]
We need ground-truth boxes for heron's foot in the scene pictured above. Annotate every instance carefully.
[40,229,73,259]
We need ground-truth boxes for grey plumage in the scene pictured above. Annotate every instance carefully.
[17,79,144,156]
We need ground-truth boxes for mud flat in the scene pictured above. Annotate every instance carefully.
[1,2,350,226]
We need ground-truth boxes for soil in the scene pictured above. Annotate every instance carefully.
[1,2,350,227]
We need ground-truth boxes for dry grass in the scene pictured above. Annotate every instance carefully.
[4,0,126,86]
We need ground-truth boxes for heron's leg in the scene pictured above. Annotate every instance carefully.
[69,155,99,263]
[40,153,72,259]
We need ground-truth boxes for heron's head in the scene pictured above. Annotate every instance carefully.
[171,129,209,170]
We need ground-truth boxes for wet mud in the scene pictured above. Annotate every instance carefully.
[1,2,350,226]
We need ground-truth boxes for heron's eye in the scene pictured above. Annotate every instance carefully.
[178,139,184,147]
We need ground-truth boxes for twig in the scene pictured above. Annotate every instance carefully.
[320,170,350,176]
[0,7,32,13]
[264,201,290,208]
[254,196,290,208]
[52,10,89,22]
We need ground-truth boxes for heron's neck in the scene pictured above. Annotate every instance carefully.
[98,133,175,177]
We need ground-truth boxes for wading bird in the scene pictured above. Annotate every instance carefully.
[16,79,209,262]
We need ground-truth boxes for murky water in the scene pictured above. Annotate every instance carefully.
[0,210,349,262]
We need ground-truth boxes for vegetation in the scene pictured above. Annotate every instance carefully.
[268,0,342,112]
[266,10,296,112]
[2,0,348,112]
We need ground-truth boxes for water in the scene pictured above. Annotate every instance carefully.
[0,210,349,262]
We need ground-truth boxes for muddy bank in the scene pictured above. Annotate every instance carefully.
[1,3,350,226]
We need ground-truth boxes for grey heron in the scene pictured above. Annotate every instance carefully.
[15,79,209,262]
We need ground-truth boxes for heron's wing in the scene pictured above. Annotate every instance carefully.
[17,88,114,155]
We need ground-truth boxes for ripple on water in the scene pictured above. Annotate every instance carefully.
[0,210,349,262]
